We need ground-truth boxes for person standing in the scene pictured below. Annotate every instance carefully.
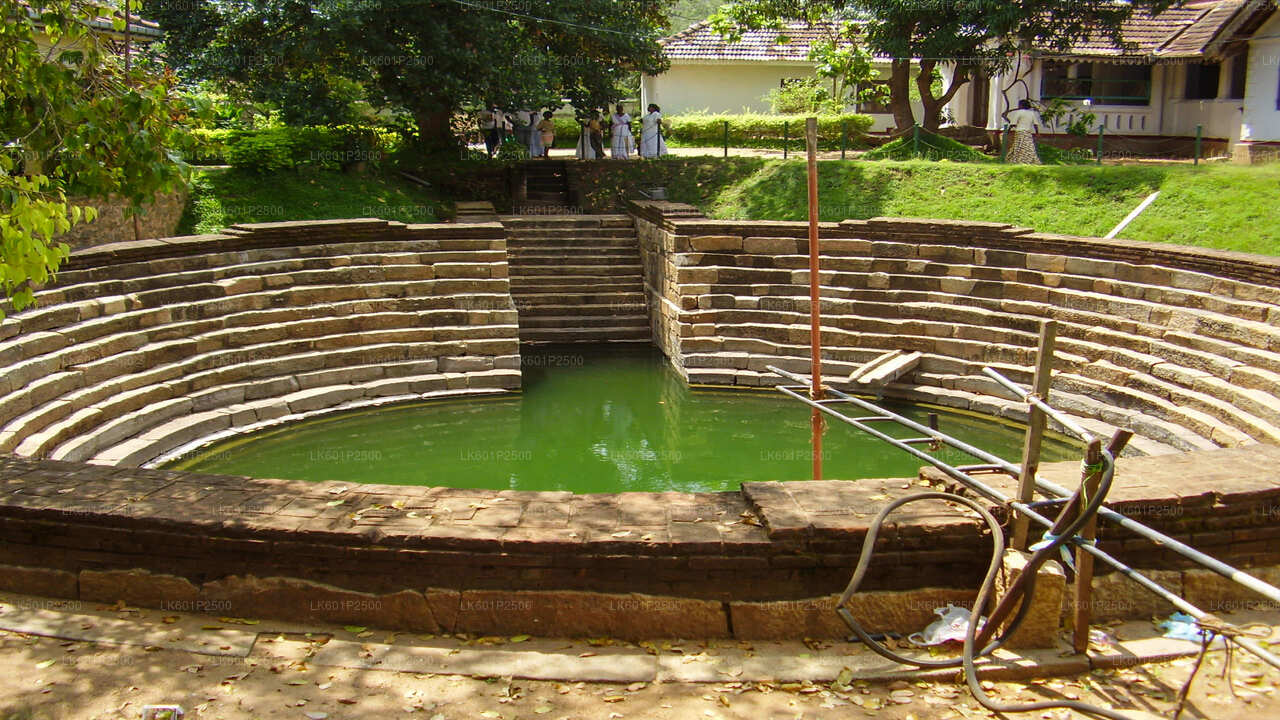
[610,104,634,159]
[513,108,533,147]
[639,103,668,159]
[1002,99,1042,164]
[587,112,605,159]
[480,105,503,157]
[536,111,556,158]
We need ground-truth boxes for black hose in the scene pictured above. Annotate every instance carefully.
[836,491,1021,667]
[962,449,1140,720]
[836,451,1142,719]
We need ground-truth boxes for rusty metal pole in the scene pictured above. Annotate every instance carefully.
[806,117,823,481]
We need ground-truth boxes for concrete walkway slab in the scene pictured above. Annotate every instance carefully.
[309,638,658,683]
[0,600,256,657]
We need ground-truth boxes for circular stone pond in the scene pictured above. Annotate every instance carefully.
[168,345,1077,492]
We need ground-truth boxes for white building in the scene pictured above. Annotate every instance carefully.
[641,21,924,133]
[644,1,1280,159]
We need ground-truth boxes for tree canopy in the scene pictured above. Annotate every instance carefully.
[711,0,1175,131]
[145,0,678,150]
[2,0,198,313]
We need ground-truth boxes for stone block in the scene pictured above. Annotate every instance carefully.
[80,568,200,608]
[689,235,743,252]
[455,589,728,639]
[994,550,1064,649]
[0,564,78,599]
[743,237,799,254]
[729,587,976,640]
[201,575,439,631]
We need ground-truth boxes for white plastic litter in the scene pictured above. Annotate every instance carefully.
[908,604,985,646]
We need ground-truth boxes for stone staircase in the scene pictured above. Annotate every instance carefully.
[630,205,1280,457]
[501,215,651,344]
[519,161,572,213]
[0,219,521,467]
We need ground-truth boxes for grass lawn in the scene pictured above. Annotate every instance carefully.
[177,167,446,235]
[703,160,1280,255]
[178,159,1279,256]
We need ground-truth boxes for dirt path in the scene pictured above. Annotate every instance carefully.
[3,601,1278,720]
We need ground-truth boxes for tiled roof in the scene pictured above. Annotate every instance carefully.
[1042,0,1272,61]
[660,1,1275,64]
[660,20,849,62]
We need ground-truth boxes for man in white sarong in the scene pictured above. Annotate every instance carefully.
[610,104,633,159]
[639,103,669,159]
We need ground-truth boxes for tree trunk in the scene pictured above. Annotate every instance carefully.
[887,59,916,133]
[413,107,458,157]
[919,61,971,133]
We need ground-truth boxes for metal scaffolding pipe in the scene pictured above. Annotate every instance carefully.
[765,365,1280,671]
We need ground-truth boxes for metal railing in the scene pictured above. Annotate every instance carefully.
[766,364,1280,670]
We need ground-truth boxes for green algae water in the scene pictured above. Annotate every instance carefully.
[170,345,1077,493]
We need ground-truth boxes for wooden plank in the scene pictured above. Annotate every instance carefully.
[848,350,901,383]
[1012,320,1057,550]
[857,351,922,386]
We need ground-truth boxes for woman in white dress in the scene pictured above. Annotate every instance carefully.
[610,104,634,159]
[639,103,669,159]
[574,119,596,160]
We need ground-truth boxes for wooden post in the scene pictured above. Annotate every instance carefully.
[1072,439,1105,654]
[806,117,823,481]
[840,120,847,160]
[1012,320,1057,550]
[723,121,729,158]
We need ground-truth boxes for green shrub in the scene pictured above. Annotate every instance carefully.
[215,125,389,173]
[190,128,236,164]
[763,78,845,115]
[664,113,874,151]
[863,129,989,162]
[552,117,583,148]
[495,138,530,161]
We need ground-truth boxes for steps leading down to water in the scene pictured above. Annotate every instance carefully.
[501,215,652,344]
[0,219,521,468]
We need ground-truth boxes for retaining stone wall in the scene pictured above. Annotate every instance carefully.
[55,191,187,251]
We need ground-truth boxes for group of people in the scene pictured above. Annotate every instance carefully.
[479,107,556,158]
[478,103,668,160]
[574,104,669,160]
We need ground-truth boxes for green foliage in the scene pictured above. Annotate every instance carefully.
[552,117,584,148]
[1,0,199,312]
[149,0,679,151]
[664,113,874,150]
[197,126,392,173]
[764,78,844,115]
[1039,98,1097,137]
[0,162,87,314]
[495,139,531,162]
[863,130,989,162]
[178,168,444,235]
